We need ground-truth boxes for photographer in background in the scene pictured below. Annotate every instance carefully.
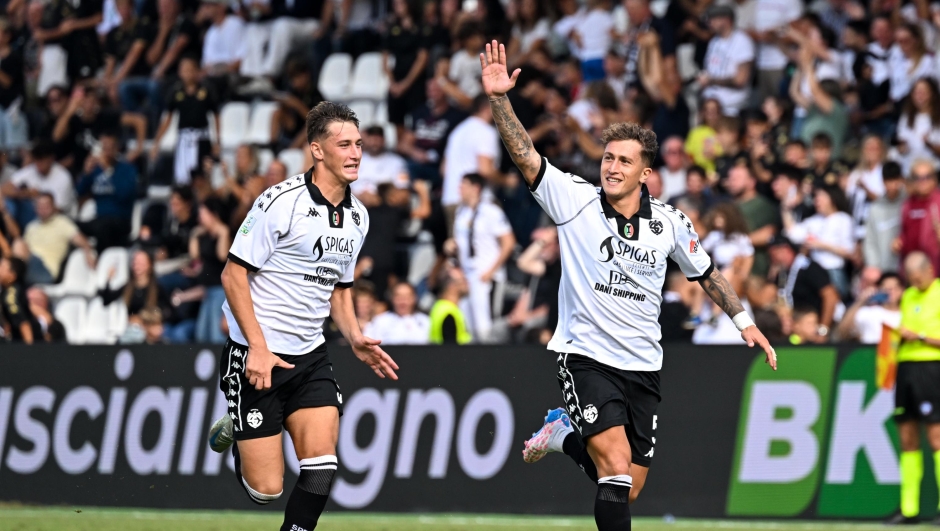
[835,272,903,343]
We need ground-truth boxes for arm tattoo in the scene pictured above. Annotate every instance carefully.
[698,268,747,317]
[490,97,539,177]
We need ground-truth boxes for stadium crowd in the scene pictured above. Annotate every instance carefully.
[0,0,938,346]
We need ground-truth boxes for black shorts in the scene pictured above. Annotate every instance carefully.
[894,361,940,423]
[219,338,343,441]
[556,353,661,467]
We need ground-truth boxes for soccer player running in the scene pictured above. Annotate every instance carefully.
[206,102,399,531]
[478,42,776,530]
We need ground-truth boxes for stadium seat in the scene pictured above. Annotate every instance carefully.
[375,101,388,125]
[278,149,306,177]
[349,100,375,126]
[54,297,87,344]
[318,53,353,101]
[158,112,180,152]
[246,101,280,145]
[258,148,274,174]
[219,102,251,150]
[108,299,129,341]
[77,200,97,222]
[129,199,148,241]
[96,247,130,291]
[44,249,97,298]
[84,297,114,344]
[349,52,389,100]
[383,123,397,150]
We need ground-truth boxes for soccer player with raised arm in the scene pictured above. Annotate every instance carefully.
[478,42,777,530]
[206,102,399,531]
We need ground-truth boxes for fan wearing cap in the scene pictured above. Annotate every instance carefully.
[698,5,755,117]
[768,234,840,339]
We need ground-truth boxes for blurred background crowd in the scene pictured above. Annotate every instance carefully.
[0,0,938,347]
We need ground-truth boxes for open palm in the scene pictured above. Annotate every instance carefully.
[479,40,521,99]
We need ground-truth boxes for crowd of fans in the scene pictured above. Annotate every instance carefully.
[1,0,939,347]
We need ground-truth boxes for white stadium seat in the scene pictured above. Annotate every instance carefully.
[257,148,274,174]
[383,123,397,150]
[108,300,129,341]
[54,297,88,344]
[158,112,180,152]
[84,297,113,344]
[349,52,389,100]
[246,101,280,145]
[348,100,375,126]
[375,101,388,125]
[278,149,306,177]
[96,247,130,291]
[318,53,353,101]
[77,200,97,222]
[219,102,251,150]
[44,249,96,298]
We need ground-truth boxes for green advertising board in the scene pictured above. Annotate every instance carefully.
[727,347,938,518]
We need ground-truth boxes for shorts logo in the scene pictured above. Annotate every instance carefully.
[240,215,256,235]
[921,401,933,416]
[583,404,598,424]
[337,392,343,405]
[649,219,663,235]
[247,409,263,429]
[690,240,699,253]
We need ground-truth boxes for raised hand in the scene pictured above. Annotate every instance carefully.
[479,40,521,99]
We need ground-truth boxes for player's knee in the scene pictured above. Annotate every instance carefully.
[242,477,283,505]
[297,455,338,495]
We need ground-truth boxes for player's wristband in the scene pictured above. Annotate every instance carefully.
[732,311,755,332]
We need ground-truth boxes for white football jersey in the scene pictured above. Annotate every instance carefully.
[531,159,714,371]
[224,171,369,355]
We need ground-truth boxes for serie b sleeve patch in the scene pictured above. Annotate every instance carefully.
[240,215,256,236]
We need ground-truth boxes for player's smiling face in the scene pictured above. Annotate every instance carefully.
[600,139,652,200]
[313,121,363,184]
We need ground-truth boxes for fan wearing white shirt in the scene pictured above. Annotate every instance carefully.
[888,23,936,103]
[441,96,502,222]
[353,126,411,206]
[783,185,855,297]
[571,0,614,81]
[748,0,802,100]
[1,142,75,228]
[836,272,904,344]
[846,135,887,241]
[363,283,430,345]
[896,78,940,168]
[699,6,755,117]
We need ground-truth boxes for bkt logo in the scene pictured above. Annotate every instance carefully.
[728,347,901,518]
[608,271,640,289]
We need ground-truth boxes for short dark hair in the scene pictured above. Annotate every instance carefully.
[815,185,850,213]
[31,140,55,160]
[456,21,484,43]
[365,125,384,137]
[878,272,902,286]
[716,116,741,133]
[171,185,194,203]
[811,133,832,149]
[306,101,360,143]
[6,257,26,284]
[883,161,903,181]
[463,173,485,189]
[785,139,807,150]
[472,94,490,115]
[774,163,802,182]
[36,192,55,203]
[600,122,659,167]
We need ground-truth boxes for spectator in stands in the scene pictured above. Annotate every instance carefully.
[139,307,166,345]
[200,0,246,101]
[190,197,229,344]
[2,141,74,228]
[846,135,887,240]
[363,282,430,345]
[638,28,690,144]
[726,165,777,277]
[383,0,429,134]
[792,54,848,160]
[789,308,824,344]
[354,126,410,207]
[105,0,155,109]
[685,98,722,174]
[265,159,288,187]
[699,5,754,117]
[240,0,322,84]
[451,173,515,343]
[140,185,197,260]
[0,256,39,344]
[864,161,904,272]
[99,249,169,327]
[667,164,718,213]
[429,265,471,345]
[896,78,940,170]
[353,282,379,331]
[837,271,903,343]
[271,60,321,151]
[437,22,485,109]
[505,0,550,70]
[748,0,801,101]
[441,95,500,228]
[498,225,560,343]
[768,235,840,340]
[25,287,65,343]
[896,160,940,275]
[400,78,466,185]
[0,18,26,153]
[852,45,892,140]
[13,193,95,285]
[701,202,754,278]
[152,56,220,186]
[570,0,614,82]
[783,185,855,296]
[146,0,200,85]
[0,199,14,258]
[659,271,694,342]
[219,144,266,231]
[772,163,815,223]
[888,23,934,104]
[713,116,747,185]
[76,130,138,253]
[54,86,147,172]
[619,0,678,94]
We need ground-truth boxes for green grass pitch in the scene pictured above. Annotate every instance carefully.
[0,508,932,531]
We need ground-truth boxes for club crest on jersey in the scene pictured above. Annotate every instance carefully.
[649,219,663,235]
[351,210,361,226]
[623,223,634,238]
[583,405,598,424]
[331,211,340,226]
[247,409,263,429]
[690,240,699,253]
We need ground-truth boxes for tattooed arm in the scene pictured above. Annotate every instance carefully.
[479,41,542,185]
[698,267,778,370]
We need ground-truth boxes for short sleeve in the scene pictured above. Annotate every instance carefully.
[529,158,599,225]
[338,212,368,287]
[668,210,714,281]
[485,204,513,237]
[228,201,291,272]
[803,262,832,291]
[736,34,756,64]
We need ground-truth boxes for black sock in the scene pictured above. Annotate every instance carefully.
[281,456,337,531]
[562,432,598,482]
[594,475,632,531]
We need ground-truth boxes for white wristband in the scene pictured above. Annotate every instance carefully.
[732,311,755,332]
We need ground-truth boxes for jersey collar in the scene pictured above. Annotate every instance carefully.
[600,184,653,220]
[304,168,353,209]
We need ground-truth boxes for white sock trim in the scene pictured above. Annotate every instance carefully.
[299,455,338,470]
[598,474,633,488]
[242,477,283,504]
